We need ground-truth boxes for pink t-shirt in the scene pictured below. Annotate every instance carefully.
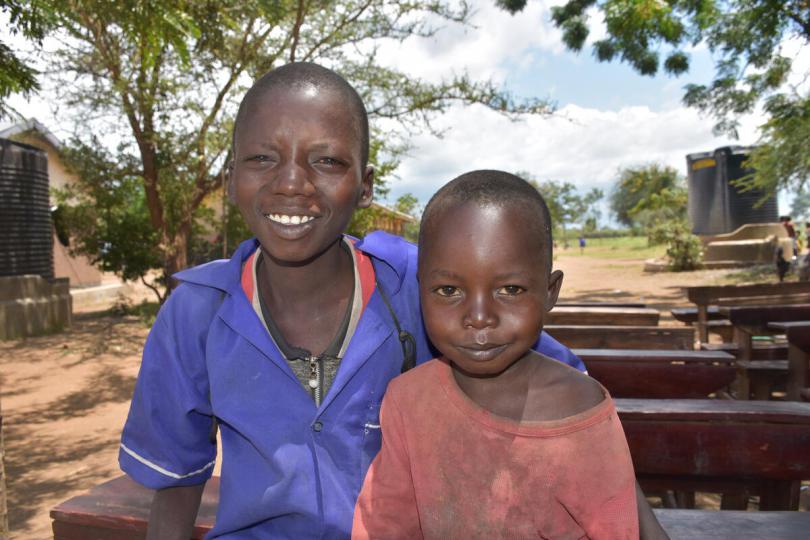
[353,359,638,539]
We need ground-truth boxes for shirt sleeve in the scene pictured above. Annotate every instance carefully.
[533,330,587,373]
[352,390,422,540]
[119,286,217,489]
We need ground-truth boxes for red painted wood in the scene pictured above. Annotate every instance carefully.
[51,476,217,539]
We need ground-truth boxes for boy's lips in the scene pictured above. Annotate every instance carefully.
[454,343,508,362]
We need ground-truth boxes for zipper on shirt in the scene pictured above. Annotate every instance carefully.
[308,355,323,406]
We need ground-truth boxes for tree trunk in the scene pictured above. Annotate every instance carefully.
[162,222,192,297]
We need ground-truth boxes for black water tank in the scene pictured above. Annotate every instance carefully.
[0,138,53,279]
[686,146,777,235]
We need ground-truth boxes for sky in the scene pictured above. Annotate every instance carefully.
[3,0,806,222]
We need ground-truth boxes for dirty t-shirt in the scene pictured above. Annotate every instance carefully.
[352,358,639,540]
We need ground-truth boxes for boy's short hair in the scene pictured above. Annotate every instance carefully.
[419,170,554,271]
[233,62,370,167]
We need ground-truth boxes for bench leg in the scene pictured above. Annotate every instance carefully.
[787,344,808,401]
[674,491,695,509]
[697,305,708,344]
[720,493,749,510]
[759,480,800,511]
[734,368,751,400]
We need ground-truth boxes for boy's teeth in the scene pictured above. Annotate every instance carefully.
[266,214,313,225]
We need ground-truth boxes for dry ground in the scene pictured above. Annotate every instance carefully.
[0,250,792,538]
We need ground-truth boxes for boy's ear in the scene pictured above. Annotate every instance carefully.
[226,160,236,203]
[545,269,563,311]
[357,165,374,209]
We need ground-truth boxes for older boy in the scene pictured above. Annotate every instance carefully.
[353,171,668,539]
[120,64,585,539]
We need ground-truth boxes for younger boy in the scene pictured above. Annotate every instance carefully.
[119,66,586,539]
[353,171,656,539]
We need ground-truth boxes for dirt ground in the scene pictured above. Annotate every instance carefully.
[0,252,787,538]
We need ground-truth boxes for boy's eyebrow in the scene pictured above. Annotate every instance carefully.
[425,269,462,280]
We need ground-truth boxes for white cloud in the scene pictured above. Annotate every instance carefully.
[373,1,565,84]
[385,101,765,208]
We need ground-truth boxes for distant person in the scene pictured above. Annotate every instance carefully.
[353,171,667,539]
[776,246,791,282]
[579,235,586,254]
[781,215,798,258]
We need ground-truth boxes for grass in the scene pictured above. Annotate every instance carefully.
[555,235,667,260]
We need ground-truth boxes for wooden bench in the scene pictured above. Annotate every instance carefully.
[671,307,734,341]
[547,306,660,326]
[770,321,810,400]
[719,305,810,399]
[701,342,788,360]
[686,282,810,343]
[617,398,810,511]
[51,476,810,539]
[653,509,810,540]
[574,349,735,398]
[546,325,695,350]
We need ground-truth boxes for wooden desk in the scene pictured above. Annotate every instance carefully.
[720,304,810,362]
[686,282,810,343]
[50,476,810,539]
[547,306,660,326]
[770,321,810,400]
[546,325,695,350]
[575,349,735,398]
[617,398,810,510]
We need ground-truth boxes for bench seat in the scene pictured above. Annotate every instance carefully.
[575,349,735,398]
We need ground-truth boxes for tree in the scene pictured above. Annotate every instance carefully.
[610,164,686,228]
[518,172,603,245]
[498,0,810,193]
[31,0,554,299]
[0,0,53,119]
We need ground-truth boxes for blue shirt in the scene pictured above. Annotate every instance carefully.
[119,232,585,539]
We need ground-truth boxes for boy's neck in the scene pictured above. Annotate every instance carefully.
[258,239,354,305]
[451,351,535,422]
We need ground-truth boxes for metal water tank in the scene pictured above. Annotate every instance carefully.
[0,138,53,279]
[718,147,778,231]
[686,146,777,235]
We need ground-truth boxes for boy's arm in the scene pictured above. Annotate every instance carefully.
[147,484,205,540]
[636,481,670,540]
[352,392,421,540]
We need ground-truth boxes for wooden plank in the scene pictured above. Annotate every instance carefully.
[772,322,810,400]
[686,282,810,305]
[671,306,723,324]
[720,304,810,328]
[545,325,695,350]
[547,307,660,326]
[51,476,217,539]
[617,399,810,509]
[653,509,810,540]
[701,342,788,360]
[556,302,647,309]
[575,349,735,398]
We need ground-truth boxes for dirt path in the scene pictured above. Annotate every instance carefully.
[0,254,759,538]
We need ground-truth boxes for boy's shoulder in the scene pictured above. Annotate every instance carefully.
[387,358,445,400]
[528,353,607,421]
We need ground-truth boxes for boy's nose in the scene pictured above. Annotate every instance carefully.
[275,159,314,196]
[463,295,498,329]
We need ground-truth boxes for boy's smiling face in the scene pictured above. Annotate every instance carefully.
[230,85,373,263]
[419,201,563,377]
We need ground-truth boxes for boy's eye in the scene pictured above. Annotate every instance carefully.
[433,286,461,297]
[314,156,344,167]
[246,154,276,163]
[497,285,525,296]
